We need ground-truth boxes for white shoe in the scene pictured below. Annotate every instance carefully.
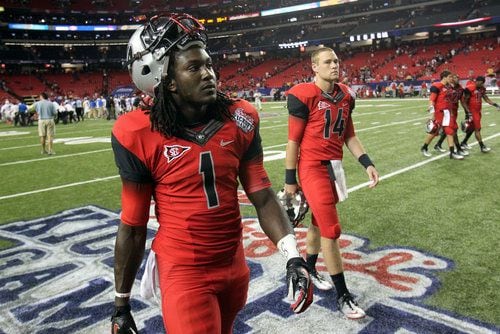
[450,152,464,160]
[461,143,471,150]
[434,146,447,153]
[309,270,333,290]
[337,293,366,320]
[421,148,432,157]
[481,146,491,153]
[457,149,469,156]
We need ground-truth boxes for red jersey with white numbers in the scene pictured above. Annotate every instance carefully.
[465,81,486,115]
[111,99,270,265]
[287,82,356,161]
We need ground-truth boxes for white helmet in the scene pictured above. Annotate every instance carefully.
[126,13,208,96]
[424,118,439,134]
[461,119,473,133]
[276,189,309,228]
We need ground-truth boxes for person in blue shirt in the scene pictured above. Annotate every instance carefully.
[16,101,28,126]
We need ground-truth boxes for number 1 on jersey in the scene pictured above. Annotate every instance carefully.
[199,152,220,208]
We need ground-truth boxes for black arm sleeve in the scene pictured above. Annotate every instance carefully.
[287,94,309,120]
[111,134,153,183]
[430,85,440,94]
[242,124,264,162]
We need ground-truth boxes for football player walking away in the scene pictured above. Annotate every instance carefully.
[433,74,470,157]
[284,47,379,320]
[420,70,465,160]
[460,76,500,153]
[110,13,312,334]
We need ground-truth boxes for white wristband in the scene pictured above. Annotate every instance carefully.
[277,234,301,261]
[115,291,131,298]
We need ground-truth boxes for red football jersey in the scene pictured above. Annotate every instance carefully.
[287,82,356,161]
[111,99,270,265]
[430,82,454,112]
[465,81,486,114]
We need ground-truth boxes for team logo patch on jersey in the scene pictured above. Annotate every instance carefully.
[317,101,331,110]
[163,144,191,163]
[234,108,255,133]
[0,206,498,333]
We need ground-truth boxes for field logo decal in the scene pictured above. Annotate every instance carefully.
[0,205,498,333]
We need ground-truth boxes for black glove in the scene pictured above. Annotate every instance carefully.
[493,103,499,109]
[286,257,313,314]
[111,305,139,334]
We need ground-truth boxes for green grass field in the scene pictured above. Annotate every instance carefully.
[1,97,499,326]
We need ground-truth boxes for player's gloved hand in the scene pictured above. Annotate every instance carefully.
[427,105,435,114]
[493,103,499,110]
[286,257,313,314]
[111,304,138,334]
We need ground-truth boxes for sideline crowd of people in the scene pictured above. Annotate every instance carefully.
[0,93,147,127]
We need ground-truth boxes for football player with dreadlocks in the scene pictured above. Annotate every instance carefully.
[460,76,500,153]
[110,13,312,334]
[284,47,379,320]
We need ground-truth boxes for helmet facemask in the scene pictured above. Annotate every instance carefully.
[276,189,309,228]
[126,13,208,96]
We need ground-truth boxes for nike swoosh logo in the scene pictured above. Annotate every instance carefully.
[220,139,234,147]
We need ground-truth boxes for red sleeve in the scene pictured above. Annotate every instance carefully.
[429,92,438,104]
[288,115,307,143]
[120,179,153,226]
[344,115,355,139]
[239,157,271,195]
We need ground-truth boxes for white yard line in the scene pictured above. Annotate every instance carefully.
[348,132,500,192]
[0,175,120,200]
[0,144,40,151]
[2,133,499,200]
[356,116,428,132]
[0,126,113,141]
[0,148,112,167]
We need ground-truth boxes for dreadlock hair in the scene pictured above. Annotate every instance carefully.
[149,48,233,138]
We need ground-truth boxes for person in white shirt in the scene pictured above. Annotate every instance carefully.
[1,99,15,124]
[254,91,262,111]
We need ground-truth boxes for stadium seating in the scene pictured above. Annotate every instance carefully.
[2,75,48,98]
[0,0,497,98]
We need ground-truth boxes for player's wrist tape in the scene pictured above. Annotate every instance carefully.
[115,291,131,298]
[358,154,374,169]
[285,169,297,184]
[277,234,301,261]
